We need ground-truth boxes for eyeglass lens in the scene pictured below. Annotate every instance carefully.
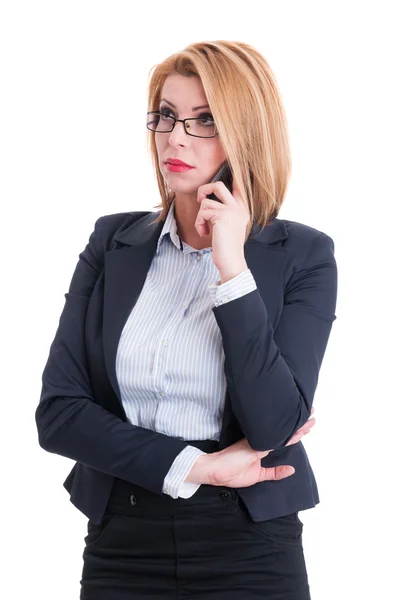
[147,112,216,137]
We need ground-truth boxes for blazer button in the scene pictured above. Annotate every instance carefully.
[130,494,137,506]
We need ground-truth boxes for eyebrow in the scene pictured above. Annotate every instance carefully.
[160,98,210,111]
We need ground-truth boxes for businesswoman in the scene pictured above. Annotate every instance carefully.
[36,40,338,599]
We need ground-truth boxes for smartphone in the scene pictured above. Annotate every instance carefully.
[207,160,253,201]
[207,161,233,202]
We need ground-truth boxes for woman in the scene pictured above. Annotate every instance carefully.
[36,40,338,599]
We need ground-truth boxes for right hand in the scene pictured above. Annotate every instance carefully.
[207,408,316,488]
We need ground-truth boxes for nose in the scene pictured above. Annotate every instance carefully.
[168,119,189,145]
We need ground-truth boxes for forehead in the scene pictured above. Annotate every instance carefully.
[160,74,207,106]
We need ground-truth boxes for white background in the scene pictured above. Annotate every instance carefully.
[1,1,397,598]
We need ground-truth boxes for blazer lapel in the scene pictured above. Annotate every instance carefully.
[103,210,288,408]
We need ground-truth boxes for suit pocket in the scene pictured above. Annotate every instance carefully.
[232,497,303,547]
[84,511,119,550]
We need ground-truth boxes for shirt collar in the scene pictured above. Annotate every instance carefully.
[156,198,183,252]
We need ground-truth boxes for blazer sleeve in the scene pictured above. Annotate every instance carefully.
[35,216,190,495]
[212,232,338,451]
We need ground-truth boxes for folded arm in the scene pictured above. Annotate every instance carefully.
[35,216,194,495]
[212,233,338,451]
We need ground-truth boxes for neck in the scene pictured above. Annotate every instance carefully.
[173,195,212,250]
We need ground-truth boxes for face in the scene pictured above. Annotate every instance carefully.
[155,74,226,203]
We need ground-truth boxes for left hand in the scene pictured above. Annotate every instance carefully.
[195,177,250,275]
[205,408,316,488]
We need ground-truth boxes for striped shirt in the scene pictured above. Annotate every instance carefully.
[115,198,257,498]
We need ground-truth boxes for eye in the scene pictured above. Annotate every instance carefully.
[159,107,174,119]
[197,113,214,125]
[159,107,214,122]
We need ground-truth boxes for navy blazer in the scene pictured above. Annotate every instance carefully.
[35,209,338,525]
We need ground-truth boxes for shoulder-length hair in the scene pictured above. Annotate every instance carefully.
[146,40,292,241]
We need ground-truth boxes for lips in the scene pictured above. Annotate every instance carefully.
[165,159,193,167]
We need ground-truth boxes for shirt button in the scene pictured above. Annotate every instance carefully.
[196,254,202,261]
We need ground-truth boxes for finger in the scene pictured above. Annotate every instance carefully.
[287,419,316,444]
[261,465,295,481]
[197,182,232,204]
[296,417,316,436]
[285,432,303,447]
[302,417,316,431]
[195,213,213,237]
[198,197,228,209]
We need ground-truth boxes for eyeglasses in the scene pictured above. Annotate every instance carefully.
[146,110,219,138]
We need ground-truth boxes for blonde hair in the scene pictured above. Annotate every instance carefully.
[146,40,292,241]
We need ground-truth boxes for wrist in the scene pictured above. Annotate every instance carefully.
[218,261,248,284]
[185,453,214,485]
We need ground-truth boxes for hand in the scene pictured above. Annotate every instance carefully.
[205,408,316,488]
[195,178,250,277]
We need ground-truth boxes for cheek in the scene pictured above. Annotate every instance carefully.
[208,143,227,166]
[202,142,226,167]
[216,145,227,162]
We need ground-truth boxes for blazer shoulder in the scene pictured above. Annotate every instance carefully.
[96,211,151,251]
[281,218,335,262]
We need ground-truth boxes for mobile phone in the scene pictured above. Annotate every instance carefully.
[207,161,253,201]
[207,161,233,202]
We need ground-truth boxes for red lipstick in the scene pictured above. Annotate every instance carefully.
[165,158,194,172]
[165,158,193,167]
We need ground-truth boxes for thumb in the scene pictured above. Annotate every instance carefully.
[261,465,295,481]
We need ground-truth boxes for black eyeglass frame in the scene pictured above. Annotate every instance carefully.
[146,111,219,139]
